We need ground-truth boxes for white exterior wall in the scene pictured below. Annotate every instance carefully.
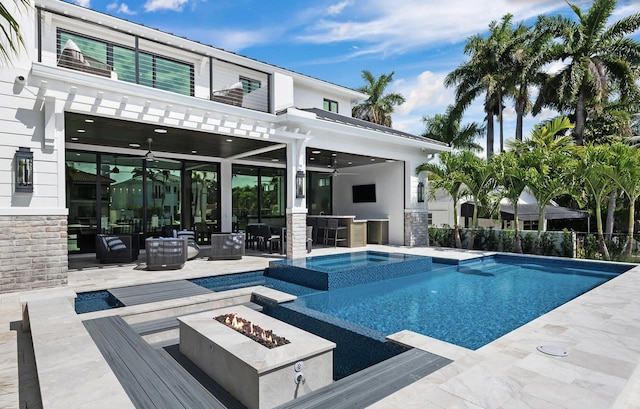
[293,83,355,117]
[0,0,66,216]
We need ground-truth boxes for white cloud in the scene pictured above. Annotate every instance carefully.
[327,1,352,16]
[298,0,565,57]
[107,1,137,15]
[394,70,452,116]
[388,70,454,134]
[144,0,188,12]
[71,0,91,7]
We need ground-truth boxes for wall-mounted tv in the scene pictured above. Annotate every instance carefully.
[352,184,376,203]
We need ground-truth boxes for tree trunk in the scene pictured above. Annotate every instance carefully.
[534,206,545,254]
[453,201,462,249]
[605,192,616,240]
[467,204,479,250]
[625,199,635,256]
[486,108,494,161]
[515,99,524,141]
[513,204,523,253]
[498,92,504,153]
[595,199,610,260]
[574,91,586,146]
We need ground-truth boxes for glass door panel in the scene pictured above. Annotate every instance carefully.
[145,160,182,237]
[102,155,144,238]
[186,163,220,244]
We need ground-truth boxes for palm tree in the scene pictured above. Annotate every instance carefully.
[533,0,640,145]
[491,151,528,253]
[457,151,495,249]
[416,152,466,248]
[446,14,518,158]
[1,0,30,66]
[352,70,406,127]
[509,117,577,251]
[421,105,484,152]
[575,144,617,260]
[507,23,551,141]
[606,142,640,255]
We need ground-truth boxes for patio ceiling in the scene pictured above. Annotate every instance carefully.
[65,112,397,169]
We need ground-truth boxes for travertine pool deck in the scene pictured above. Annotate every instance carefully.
[1,245,639,408]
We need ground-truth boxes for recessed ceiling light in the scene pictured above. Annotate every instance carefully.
[370,158,376,161]
[191,150,197,154]
[154,128,167,134]
[309,157,315,160]
[327,164,332,168]
[71,137,78,141]
[77,129,85,133]
[331,153,337,157]
[348,161,352,165]
[226,139,233,142]
[271,159,279,162]
[129,143,140,148]
[84,119,94,123]
[312,150,321,154]
[385,159,395,163]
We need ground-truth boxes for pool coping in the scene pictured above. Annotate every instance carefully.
[2,245,640,408]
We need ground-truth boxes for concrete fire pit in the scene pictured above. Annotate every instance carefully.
[178,306,335,409]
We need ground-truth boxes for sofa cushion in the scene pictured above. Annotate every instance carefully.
[104,236,126,251]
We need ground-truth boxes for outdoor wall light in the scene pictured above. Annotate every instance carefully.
[296,171,306,198]
[417,181,425,203]
[15,147,33,193]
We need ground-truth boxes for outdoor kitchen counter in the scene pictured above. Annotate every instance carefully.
[307,215,367,247]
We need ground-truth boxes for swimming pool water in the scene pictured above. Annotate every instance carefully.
[292,256,626,350]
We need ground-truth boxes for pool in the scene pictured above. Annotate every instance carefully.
[290,254,630,349]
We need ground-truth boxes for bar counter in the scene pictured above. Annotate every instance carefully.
[307,215,367,247]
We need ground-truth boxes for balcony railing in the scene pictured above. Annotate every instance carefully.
[37,7,271,113]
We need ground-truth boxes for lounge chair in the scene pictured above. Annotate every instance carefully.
[96,234,139,263]
[57,39,116,79]
[173,229,200,259]
[211,81,244,106]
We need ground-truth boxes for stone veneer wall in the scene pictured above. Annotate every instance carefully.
[404,209,430,247]
[286,209,308,259]
[0,216,68,294]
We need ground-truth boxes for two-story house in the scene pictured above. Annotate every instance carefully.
[0,0,448,292]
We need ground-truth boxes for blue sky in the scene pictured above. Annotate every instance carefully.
[67,0,639,153]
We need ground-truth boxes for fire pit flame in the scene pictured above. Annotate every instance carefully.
[215,313,291,349]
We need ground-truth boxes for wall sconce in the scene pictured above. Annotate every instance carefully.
[417,181,425,203]
[15,147,33,193]
[296,171,306,198]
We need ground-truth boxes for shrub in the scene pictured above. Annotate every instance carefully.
[500,229,514,252]
[473,227,487,250]
[522,232,535,254]
[486,227,499,251]
[540,232,556,256]
[560,228,574,258]
[583,234,598,259]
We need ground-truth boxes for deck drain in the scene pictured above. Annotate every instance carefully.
[537,345,568,357]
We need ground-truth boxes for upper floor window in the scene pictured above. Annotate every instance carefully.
[57,30,194,96]
[240,76,261,94]
[323,99,338,113]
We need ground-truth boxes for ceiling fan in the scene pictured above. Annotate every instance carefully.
[327,156,357,177]
[140,137,180,164]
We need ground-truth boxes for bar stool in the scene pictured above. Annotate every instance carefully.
[325,218,346,247]
[316,218,328,245]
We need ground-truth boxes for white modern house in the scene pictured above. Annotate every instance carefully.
[1,0,448,293]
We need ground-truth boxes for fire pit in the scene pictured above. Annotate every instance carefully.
[178,306,335,409]
[215,313,290,348]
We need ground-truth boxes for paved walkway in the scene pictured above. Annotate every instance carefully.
[1,245,639,408]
